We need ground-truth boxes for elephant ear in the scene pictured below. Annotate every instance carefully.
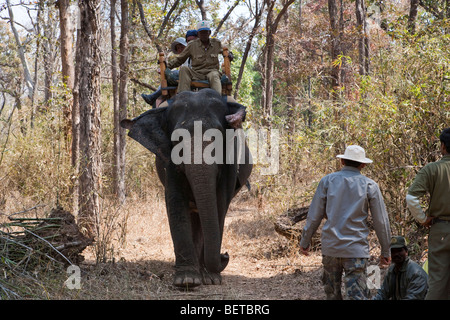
[225,102,246,129]
[120,107,171,167]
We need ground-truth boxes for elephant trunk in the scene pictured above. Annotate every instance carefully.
[184,164,224,274]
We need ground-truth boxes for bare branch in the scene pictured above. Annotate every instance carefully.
[134,0,162,52]
[130,78,158,91]
[213,0,241,37]
[157,0,180,39]
[195,0,207,20]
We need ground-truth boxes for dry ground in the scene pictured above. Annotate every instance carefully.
[75,191,327,300]
[3,189,389,300]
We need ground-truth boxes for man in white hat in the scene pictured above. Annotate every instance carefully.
[166,20,227,95]
[299,145,392,300]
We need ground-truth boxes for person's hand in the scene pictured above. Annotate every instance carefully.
[379,255,391,268]
[421,217,434,228]
[228,51,234,62]
[300,246,310,256]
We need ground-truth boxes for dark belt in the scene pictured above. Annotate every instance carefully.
[431,217,450,225]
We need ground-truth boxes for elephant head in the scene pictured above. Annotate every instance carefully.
[121,89,251,286]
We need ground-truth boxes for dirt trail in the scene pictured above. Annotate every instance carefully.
[82,195,326,300]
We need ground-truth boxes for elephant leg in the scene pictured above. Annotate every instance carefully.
[197,186,232,285]
[189,206,225,285]
[165,167,202,288]
[216,185,230,272]
[189,205,203,267]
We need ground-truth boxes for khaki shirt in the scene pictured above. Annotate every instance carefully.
[167,38,223,75]
[407,155,450,219]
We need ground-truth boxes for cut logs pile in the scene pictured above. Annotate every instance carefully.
[1,206,92,298]
[0,206,92,271]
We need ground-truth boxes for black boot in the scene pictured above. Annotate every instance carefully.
[141,89,162,106]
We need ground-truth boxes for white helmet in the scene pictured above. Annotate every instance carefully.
[170,37,187,54]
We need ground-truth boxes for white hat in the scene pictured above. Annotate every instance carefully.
[197,20,211,32]
[336,145,373,164]
[170,37,187,54]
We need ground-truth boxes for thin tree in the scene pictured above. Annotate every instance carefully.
[71,17,81,216]
[261,0,295,122]
[408,0,419,34]
[56,0,75,139]
[77,0,103,239]
[114,0,129,204]
[234,0,265,99]
[327,0,346,94]
[6,0,34,101]
[355,0,369,76]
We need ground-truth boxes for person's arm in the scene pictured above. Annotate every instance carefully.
[368,182,391,261]
[406,167,433,226]
[406,194,428,224]
[167,42,191,69]
[299,179,327,254]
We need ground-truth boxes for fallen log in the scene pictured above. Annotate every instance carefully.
[274,206,309,239]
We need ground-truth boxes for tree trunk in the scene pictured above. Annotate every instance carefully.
[234,0,265,99]
[57,0,75,140]
[195,0,207,20]
[262,0,295,124]
[6,0,34,101]
[30,4,43,129]
[43,15,55,108]
[111,0,119,198]
[356,0,369,76]
[328,0,339,90]
[57,0,75,90]
[77,0,102,239]
[72,30,81,216]
[408,0,419,34]
[114,0,128,204]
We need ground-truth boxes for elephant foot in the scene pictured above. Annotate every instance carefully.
[173,270,202,288]
[201,268,222,285]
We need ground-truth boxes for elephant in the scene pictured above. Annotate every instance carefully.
[120,89,252,288]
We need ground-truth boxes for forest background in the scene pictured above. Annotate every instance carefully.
[0,0,449,299]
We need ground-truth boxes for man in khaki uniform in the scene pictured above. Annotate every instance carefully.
[166,21,224,95]
[406,127,450,300]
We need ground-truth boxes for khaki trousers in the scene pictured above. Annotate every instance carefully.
[426,221,450,300]
[177,66,222,94]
